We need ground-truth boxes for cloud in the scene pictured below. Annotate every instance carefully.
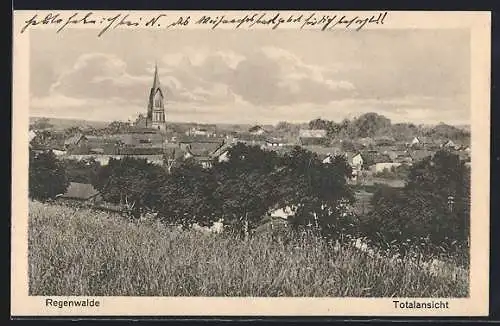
[158,46,355,107]
[29,41,469,125]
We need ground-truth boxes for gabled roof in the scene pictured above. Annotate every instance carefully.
[210,142,233,158]
[184,141,225,157]
[64,133,86,146]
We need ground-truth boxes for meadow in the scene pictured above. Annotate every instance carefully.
[28,201,469,297]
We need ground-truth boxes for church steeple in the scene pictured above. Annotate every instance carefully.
[147,61,166,131]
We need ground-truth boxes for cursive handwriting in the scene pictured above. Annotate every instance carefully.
[20,11,388,36]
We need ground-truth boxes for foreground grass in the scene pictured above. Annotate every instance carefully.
[29,201,468,297]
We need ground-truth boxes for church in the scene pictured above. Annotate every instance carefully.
[135,63,167,131]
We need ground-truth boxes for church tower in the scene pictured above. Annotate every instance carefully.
[147,62,166,131]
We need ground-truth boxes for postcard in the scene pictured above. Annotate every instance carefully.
[12,10,490,316]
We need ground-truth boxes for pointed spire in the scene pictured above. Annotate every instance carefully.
[152,60,160,90]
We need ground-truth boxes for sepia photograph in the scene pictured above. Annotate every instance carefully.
[12,10,490,316]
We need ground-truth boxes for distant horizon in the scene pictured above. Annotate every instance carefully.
[29,114,471,129]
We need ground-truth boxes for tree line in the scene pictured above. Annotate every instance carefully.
[306,113,470,142]
[28,144,470,262]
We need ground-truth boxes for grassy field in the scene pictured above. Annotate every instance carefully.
[28,201,468,297]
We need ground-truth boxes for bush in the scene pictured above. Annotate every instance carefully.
[29,150,69,200]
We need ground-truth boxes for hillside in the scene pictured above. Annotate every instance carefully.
[28,201,468,297]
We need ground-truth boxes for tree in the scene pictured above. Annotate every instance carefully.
[29,149,69,200]
[406,150,470,242]
[352,113,392,138]
[308,118,332,131]
[93,157,165,217]
[154,159,221,227]
[275,146,355,240]
[106,121,132,134]
[211,143,281,233]
[391,123,418,141]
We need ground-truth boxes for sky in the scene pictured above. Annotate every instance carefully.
[29,28,471,125]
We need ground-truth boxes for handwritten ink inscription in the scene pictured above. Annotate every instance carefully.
[20,11,388,36]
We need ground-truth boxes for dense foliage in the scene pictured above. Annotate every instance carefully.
[29,143,470,262]
[92,157,166,217]
[29,150,69,200]
[64,158,101,184]
[362,150,470,262]
[307,113,469,143]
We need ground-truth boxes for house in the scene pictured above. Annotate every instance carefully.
[57,182,102,204]
[64,133,90,154]
[352,153,364,170]
[341,152,363,177]
[322,154,335,164]
[210,142,234,163]
[178,136,226,168]
[441,139,461,150]
[248,125,267,136]
[64,133,86,148]
[410,136,421,146]
[298,129,328,146]
[409,136,437,148]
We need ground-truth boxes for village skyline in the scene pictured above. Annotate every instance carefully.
[28,114,471,131]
